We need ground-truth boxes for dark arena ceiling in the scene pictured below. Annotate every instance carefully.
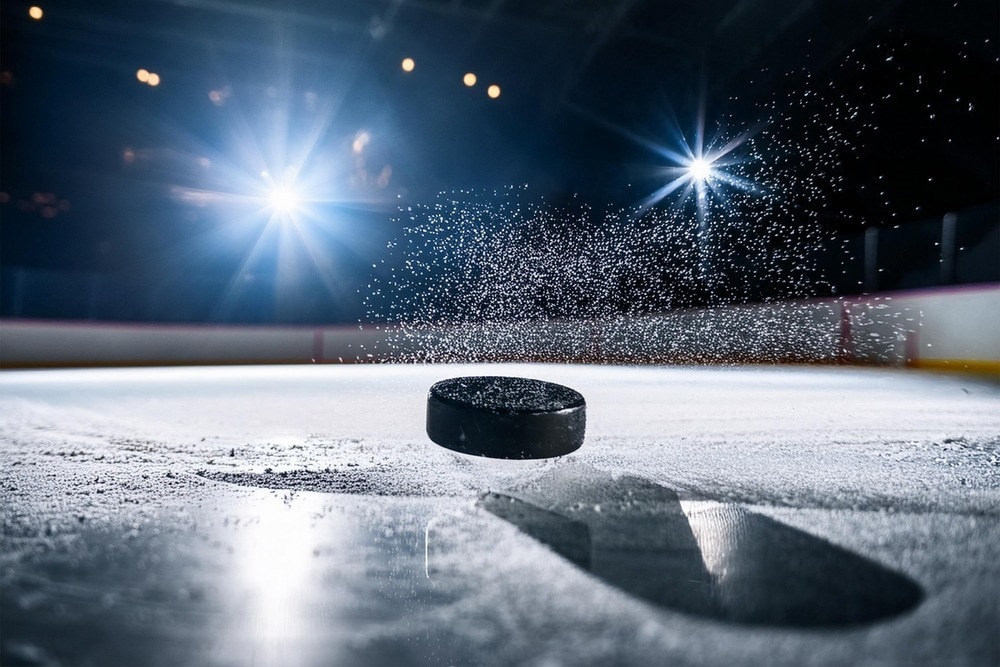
[0,0,997,305]
[3,0,996,193]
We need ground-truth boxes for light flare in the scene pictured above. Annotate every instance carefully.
[688,158,713,182]
[152,69,398,323]
[268,185,298,214]
[568,96,769,287]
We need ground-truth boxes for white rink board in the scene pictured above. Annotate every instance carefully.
[0,284,997,368]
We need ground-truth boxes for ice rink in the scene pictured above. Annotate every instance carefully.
[1,363,998,666]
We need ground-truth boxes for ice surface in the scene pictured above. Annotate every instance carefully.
[481,463,924,626]
[1,363,998,666]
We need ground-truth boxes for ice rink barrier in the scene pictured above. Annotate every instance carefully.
[1,284,997,374]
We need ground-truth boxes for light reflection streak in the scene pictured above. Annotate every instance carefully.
[424,510,466,579]
[237,504,316,642]
[213,494,366,667]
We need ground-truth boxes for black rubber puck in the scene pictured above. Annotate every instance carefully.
[426,376,586,459]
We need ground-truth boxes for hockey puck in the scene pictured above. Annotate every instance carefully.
[426,376,586,459]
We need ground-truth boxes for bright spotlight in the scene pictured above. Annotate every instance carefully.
[268,186,298,213]
[688,158,712,182]
[463,72,477,87]
[401,57,415,73]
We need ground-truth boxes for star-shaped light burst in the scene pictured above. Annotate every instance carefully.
[211,162,352,321]
[687,158,713,183]
[565,98,767,285]
[627,100,773,284]
[160,85,391,321]
[267,184,299,214]
[636,117,762,218]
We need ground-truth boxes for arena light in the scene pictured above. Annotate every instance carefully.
[268,185,298,214]
[688,157,713,182]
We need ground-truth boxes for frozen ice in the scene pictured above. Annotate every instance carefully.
[1,363,998,665]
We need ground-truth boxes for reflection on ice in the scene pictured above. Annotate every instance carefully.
[216,497,353,667]
[480,464,923,627]
[686,504,923,626]
[472,496,592,571]
[237,502,322,642]
[0,465,927,667]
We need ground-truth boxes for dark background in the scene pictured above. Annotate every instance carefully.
[2,0,997,324]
